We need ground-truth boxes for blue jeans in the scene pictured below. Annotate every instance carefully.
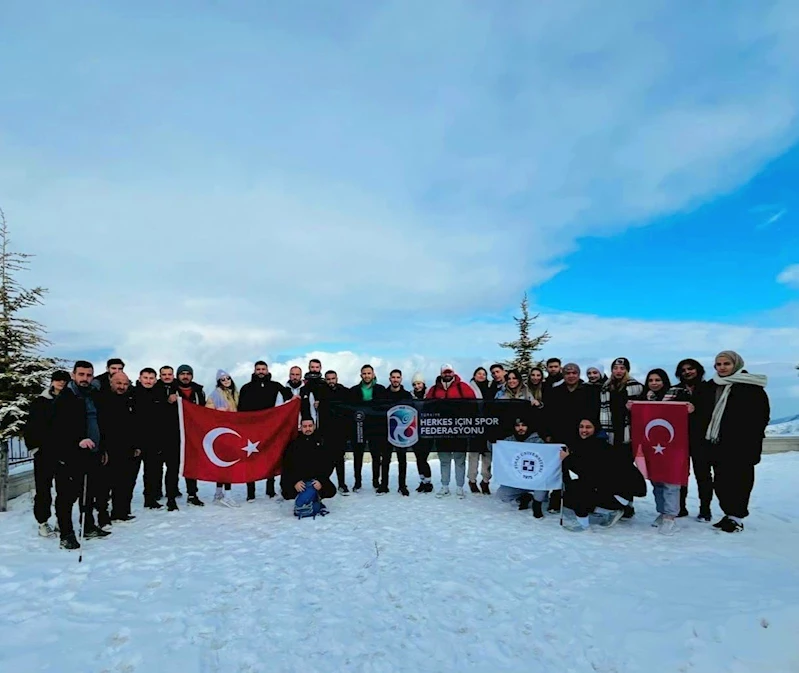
[653,482,680,517]
[496,486,548,503]
[438,452,466,487]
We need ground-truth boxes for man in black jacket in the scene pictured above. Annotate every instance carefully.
[23,370,71,537]
[238,360,286,500]
[136,367,177,510]
[97,372,141,523]
[383,369,412,495]
[280,417,337,501]
[53,360,111,550]
[174,364,206,506]
[93,358,125,394]
[319,370,352,494]
[543,363,599,513]
[349,364,388,492]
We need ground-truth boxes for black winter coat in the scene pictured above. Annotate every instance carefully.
[385,386,413,402]
[545,383,600,447]
[238,374,284,412]
[49,387,95,465]
[23,389,58,454]
[349,382,388,401]
[318,383,351,441]
[562,435,646,500]
[281,431,334,485]
[97,390,137,458]
[133,383,171,451]
[705,380,770,465]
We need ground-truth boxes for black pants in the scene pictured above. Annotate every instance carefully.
[54,460,99,537]
[380,447,407,488]
[325,437,348,487]
[144,447,180,501]
[563,479,625,518]
[692,446,714,509]
[414,447,431,479]
[713,460,755,519]
[216,482,231,490]
[185,478,198,496]
[281,478,337,501]
[353,444,381,488]
[110,454,141,517]
[33,452,56,524]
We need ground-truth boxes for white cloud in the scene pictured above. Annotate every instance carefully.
[777,265,799,288]
[2,2,799,416]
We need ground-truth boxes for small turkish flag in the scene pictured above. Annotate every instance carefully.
[179,397,300,483]
[630,401,690,486]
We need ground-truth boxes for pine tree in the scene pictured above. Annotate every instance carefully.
[498,293,550,373]
[0,207,58,441]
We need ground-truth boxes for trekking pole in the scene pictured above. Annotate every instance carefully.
[559,478,564,527]
[78,471,88,563]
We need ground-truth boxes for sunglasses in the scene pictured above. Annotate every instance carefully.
[220,376,231,382]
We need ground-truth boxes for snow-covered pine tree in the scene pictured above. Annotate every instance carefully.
[498,293,550,373]
[0,208,58,509]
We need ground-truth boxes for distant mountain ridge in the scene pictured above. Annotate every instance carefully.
[766,413,799,437]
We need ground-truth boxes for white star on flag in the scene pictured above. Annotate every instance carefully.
[241,439,260,457]
[653,443,666,455]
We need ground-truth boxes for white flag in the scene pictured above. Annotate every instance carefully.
[492,441,564,491]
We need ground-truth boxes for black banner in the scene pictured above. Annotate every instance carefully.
[328,399,530,449]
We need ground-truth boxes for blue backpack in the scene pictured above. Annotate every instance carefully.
[294,482,329,519]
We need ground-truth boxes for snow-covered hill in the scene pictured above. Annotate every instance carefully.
[766,414,799,436]
[1,454,798,672]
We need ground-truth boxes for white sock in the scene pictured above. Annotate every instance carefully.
[614,495,630,506]
[729,515,743,524]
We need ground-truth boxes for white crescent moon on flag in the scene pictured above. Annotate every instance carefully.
[202,427,242,468]
[644,418,675,444]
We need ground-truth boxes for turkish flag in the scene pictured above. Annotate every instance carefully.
[179,397,300,483]
[630,401,690,486]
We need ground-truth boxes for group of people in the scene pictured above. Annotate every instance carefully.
[22,350,770,550]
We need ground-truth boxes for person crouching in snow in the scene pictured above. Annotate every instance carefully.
[281,417,336,516]
[206,369,241,507]
[560,418,646,532]
[495,415,549,519]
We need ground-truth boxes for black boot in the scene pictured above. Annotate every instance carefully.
[167,498,179,511]
[697,503,712,522]
[518,493,532,510]
[97,511,112,528]
[678,486,689,517]
[187,495,205,507]
[144,499,163,509]
[60,534,80,550]
[480,481,491,495]
[416,482,426,493]
[547,490,562,514]
[532,499,544,519]
[468,481,480,494]
[266,479,276,498]
[622,504,635,519]
[398,485,409,497]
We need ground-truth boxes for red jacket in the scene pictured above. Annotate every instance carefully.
[425,374,477,399]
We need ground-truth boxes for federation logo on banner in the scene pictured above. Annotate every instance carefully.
[492,440,563,491]
[387,405,419,448]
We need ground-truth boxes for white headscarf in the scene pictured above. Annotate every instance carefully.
[705,351,767,443]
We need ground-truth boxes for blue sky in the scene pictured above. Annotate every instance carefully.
[1,0,798,416]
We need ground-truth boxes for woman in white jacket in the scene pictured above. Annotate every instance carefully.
[205,369,241,507]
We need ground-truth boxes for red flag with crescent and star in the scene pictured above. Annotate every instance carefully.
[630,401,690,486]
[179,397,300,483]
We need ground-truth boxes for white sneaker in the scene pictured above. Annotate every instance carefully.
[38,522,57,538]
[658,518,677,536]
[456,487,465,499]
[436,486,451,498]
[219,495,240,508]
[651,514,663,528]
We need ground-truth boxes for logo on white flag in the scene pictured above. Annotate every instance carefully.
[513,450,545,481]
[492,441,564,491]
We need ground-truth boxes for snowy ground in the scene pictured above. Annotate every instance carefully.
[1,454,799,673]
